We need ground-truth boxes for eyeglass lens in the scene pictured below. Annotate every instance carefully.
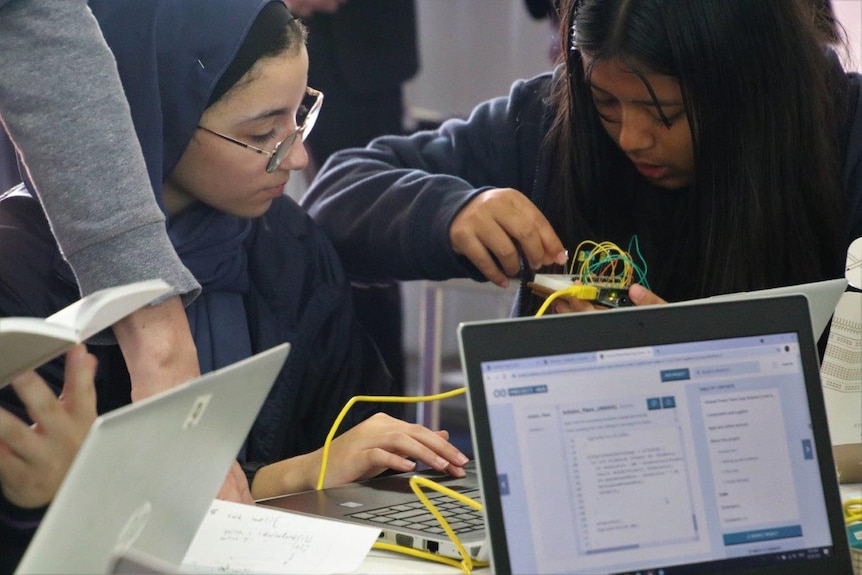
[266,90,321,172]
[297,90,320,142]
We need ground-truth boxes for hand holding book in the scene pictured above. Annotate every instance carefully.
[0,279,171,387]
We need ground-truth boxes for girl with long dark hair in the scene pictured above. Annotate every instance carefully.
[304,0,860,315]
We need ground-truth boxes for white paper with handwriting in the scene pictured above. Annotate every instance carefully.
[180,499,380,574]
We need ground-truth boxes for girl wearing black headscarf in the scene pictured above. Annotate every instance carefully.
[0,1,469,545]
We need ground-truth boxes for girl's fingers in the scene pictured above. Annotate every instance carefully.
[10,370,63,432]
[0,407,34,462]
[59,345,98,422]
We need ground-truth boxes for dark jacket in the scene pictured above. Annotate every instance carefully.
[303,0,419,164]
[0,0,399,565]
[0,191,395,465]
[0,192,396,560]
[524,0,556,20]
[305,0,418,97]
[303,70,862,305]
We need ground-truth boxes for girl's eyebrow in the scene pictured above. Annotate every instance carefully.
[589,83,683,107]
[235,107,291,125]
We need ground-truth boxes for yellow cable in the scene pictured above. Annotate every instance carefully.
[369,477,489,574]
[571,239,638,288]
[407,475,488,573]
[372,541,467,570]
[540,238,647,316]
[534,284,598,316]
[372,541,489,573]
[845,498,862,525]
[316,387,467,490]
[316,388,489,574]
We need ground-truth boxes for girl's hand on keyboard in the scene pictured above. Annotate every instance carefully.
[314,413,471,489]
[251,413,471,498]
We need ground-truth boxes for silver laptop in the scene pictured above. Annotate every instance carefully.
[258,462,486,560]
[531,276,847,339]
[459,295,852,574]
[15,343,290,575]
[699,278,847,339]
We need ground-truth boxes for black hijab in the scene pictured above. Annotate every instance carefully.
[89,0,292,372]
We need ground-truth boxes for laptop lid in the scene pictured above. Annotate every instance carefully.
[15,343,290,575]
[459,296,851,575]
[701,278,847,339]
[530,276,847,339]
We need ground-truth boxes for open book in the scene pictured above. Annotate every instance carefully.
[0,279,172,387]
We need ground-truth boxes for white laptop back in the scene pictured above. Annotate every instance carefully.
[531,276,847,339]
[700,278,847,339]
[15,343,289,575]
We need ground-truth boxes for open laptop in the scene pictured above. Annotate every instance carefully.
[15,343,290,575]
[530,276,847,339]
[254,281,849,565]
[699,278,847,339]
[258,460,486,560]
[459,295,852,574]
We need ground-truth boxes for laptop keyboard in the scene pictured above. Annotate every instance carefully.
[345,488,484,535]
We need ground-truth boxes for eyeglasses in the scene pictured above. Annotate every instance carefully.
[198,87,324,173]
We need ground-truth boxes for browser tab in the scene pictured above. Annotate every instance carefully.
[596,346,654,362]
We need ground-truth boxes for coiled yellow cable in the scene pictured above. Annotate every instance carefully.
[316,388,489,574]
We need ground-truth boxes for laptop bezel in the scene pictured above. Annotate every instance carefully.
[460,295,851,575]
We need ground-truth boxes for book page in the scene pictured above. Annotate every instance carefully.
[0,324,76,387]
[180,499,380,574]
[0,279,172,387]
[45,279,171,339]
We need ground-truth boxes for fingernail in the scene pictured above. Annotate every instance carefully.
[435,456,449,469]
[556,250,569,265]
[455,453,469,466]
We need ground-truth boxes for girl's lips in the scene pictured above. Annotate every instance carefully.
[634,162,669,180]
[263,182,287,197]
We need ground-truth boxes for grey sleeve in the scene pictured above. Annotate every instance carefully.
[0,0,200,303]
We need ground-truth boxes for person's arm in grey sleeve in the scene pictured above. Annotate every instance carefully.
[0,0,201,398]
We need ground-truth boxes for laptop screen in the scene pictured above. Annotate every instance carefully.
[463,299,848,574]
